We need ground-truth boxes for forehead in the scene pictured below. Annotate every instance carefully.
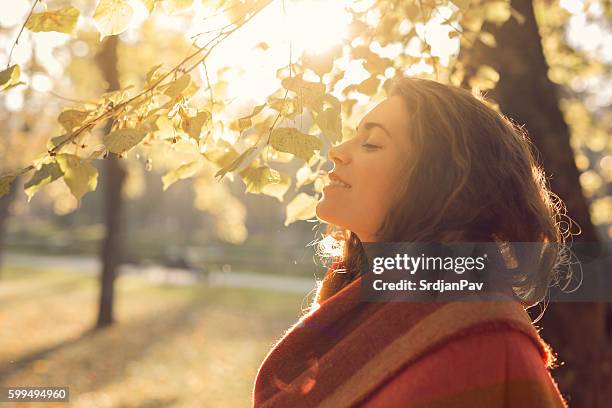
[357,96,410,136]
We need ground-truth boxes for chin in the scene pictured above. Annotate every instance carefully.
[316,196,337,224]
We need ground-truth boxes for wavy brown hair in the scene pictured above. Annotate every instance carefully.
[314,77,571,308]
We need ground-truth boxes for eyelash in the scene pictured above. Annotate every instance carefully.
[361,143,381,150]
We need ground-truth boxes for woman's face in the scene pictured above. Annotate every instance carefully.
[316,96,411,242]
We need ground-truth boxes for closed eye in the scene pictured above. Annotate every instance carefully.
[362,143,381,150]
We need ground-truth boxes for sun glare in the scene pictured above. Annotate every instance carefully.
[189,0,351,113]
[279,0,350,55]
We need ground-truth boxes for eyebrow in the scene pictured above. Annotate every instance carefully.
[356,121,392,139]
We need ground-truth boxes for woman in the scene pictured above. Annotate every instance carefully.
[253,78,569,407]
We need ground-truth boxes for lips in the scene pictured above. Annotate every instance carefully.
[328,172,352,188]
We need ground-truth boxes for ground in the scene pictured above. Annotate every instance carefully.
[0,265,308,407]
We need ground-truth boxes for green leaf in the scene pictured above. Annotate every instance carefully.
[284,192,318,226]
[0,65,22,92]
[56,154,98,201]
[181,110,210,141]
[93,0,134,38]
[238,165,280,194]
[162,161,203,190]
[24,162,64,201]
[270,127,322,162]
[163,74,191,99]
[25,6,80,34]
[261,171,291,201]
[0,175,16,198]
[58,109,89,132]
[104,128,147,154]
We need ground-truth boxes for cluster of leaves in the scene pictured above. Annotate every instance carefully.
[1,0,533,225]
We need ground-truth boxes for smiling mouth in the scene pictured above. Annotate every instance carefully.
[328,178,352,188]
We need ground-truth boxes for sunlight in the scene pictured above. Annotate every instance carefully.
[190,0,351,103]
[279,0,350,55]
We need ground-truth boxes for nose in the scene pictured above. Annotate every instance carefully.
[328,141,351,166]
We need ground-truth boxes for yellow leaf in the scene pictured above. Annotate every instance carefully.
[26,6,80,34]
[93,0,134,38]
[203,139,239,169]
[231,103,265,131]
[56,154,98,201]
[479,32,497,47]
[302,45,342,77]
[285,192,318,226]
[261,171,291,202]
[145,63,164,86]
[163,74,191,99]
[162,161,203,190]
[469,65,500,91]
[181,110,210,141]
[451,0,471,10]
[356,75,381,96]
[485,1,511,24]
[0,174,16,198]
[224,0,270,22]
[24,162,64,201]
[214,145,259,179]
[104,128,147,154]
[238,166,280,194]
[58,109,89,132]
[47,133,72,150]
[314,106,342,144]
[270,127,322,162]
[164,0,194,14]
[140,0,156,13]
[0,65,22,92]
[281,75,325,108]
[295,164,318,189]
[268,97,301,119]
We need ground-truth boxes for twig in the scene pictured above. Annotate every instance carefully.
[201,60,214,115]
[7,0,40,69]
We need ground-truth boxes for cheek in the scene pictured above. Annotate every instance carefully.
[354,170,396,219]
[348,158,400,227]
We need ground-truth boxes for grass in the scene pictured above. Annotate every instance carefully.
[0,265,310,407]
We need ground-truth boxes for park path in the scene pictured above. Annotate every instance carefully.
[3,252,317,295]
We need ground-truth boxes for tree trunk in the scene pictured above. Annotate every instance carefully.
[0,176,19,278]
[459,0,607,406]
[95,36,126,329]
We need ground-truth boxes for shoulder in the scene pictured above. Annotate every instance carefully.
[363,325,568,408]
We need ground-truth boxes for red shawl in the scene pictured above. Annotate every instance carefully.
[253,265,568,407]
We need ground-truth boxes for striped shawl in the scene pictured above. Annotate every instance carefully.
[253,264,568,407]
